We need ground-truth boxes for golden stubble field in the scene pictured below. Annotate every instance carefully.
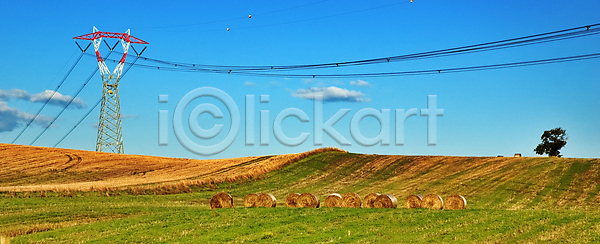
[2,143,600,211]
[0,143,345,193]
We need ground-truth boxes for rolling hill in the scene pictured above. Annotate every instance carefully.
[2,143,600,242]
[1,143,599,210]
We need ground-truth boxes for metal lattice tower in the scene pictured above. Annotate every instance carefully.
[74,27,148,154]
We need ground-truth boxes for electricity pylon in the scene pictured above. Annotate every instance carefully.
[73,27,148,154]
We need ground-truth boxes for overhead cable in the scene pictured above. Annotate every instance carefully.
[11,51,86,144]
[103,23,600,72]
[53,56,141,147]
[28,50,114,146]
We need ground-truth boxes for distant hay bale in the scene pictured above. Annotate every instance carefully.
[256,193,277,208]
[341,193,362,208]
[405,194,424,209]
[422,194,444,210]
[244,193,259,207]
[445,195,467,210]
[210,192,234,209]
[324,193,343,208]
[363,193,380,208]
[286,193,301,208]
[373,194,398,208]
[297,193,320,208]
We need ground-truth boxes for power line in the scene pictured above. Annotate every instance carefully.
[87,23,600,78]
[92,52,600,78]
[53,56,141,148]
[123,52,600,78]
[103,23,600,73]
[53,98,101,147]
[0,50,82,143]
[221,52,600,78]
[28,50,114,146]
[10,51,86,144]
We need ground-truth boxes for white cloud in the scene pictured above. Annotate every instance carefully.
[0,101,53,132]
[291,86,370,103]
[7,89,29,99]
[270,81,281,86]
[29,90,87,109]
[244,81,256,87]
[350,80,372,87]
[0,89,87,109]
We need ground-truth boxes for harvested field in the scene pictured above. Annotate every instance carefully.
[0,144,344,193]
[2,143,600,212]
[2,144,600,242]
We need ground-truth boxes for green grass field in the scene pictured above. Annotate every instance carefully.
[4,197,600,243]
[2,151,600,243]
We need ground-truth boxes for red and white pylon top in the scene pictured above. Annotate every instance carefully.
[74,27,148,82]
[73,28,148,44]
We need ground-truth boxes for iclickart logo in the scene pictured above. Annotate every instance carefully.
[158,87,443,156]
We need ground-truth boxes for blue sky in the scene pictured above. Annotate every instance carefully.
[1,0,599,159]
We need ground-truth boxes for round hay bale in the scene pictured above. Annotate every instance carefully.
[445,195,467,210]
[422,194,444,210]
[324,193,343,208]
[286,193,301,208]
[373,194,398,208]
[405,194,424,209]
[363,193,380,208]
[297,193,320,208]
[210,192,234,209]
[256,193,277,208]
[244,193,259,207]
[341,193,362,208]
